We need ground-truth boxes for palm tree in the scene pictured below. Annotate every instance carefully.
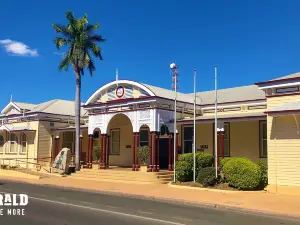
[52,12,105,171]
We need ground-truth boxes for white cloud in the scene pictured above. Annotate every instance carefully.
[0,39,38,56]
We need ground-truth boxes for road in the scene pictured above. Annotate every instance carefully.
[0,180,298,225]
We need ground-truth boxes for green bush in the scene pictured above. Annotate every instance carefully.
[138,146,150,165]
[256,159,268,189]
[175,161,193,182]
[223,158,261,190]
[197,167,217,187]
[178,152,213,174]
[220,158,232,170]
[196,153,214,170]
[93,146,101,161]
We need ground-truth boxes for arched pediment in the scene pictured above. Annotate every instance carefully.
[85,80,156,105]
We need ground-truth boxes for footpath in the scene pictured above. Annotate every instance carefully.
[1,175,300,219]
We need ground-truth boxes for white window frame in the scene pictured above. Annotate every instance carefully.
[110,129,120,155]
[183,125,193,154]
[20,132,27,154]
[260,121,267,158]
[7,133,18,154]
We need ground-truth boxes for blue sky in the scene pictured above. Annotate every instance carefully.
[0,0,300,109]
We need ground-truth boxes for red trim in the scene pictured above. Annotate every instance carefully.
[255,76,300,86]
[149,132,153,171]
[200,98,266,107]
[132,133,136,171]
[79,136,83,163]
[266,92,300,98]
[168,134,171,171]
[266,109,300,114]
[135,132,139,171]
[178,115,266,123]
[176,133,178,161]
[152,132,157,172]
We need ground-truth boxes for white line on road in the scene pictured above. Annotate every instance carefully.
[28,195,186,225]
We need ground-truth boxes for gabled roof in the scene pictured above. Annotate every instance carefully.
[141,83,195,104]
[30,99,88,117]
[13,102,37,111]
[255,72,300,85]
[188,85,265,105]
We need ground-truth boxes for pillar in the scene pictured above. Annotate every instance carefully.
[132,133,136,171]
[79,135,83,166]
[149,132,153,172]
[152,132,157,172]
[106,135,110,168]
[168,134,172,171]
[54,136,60,159]
[104,135,107,169]
[221,132,225,159]
[156,132,160,172]
[176,133,179,161]
[88,134,93,169]
[135,132,140,171]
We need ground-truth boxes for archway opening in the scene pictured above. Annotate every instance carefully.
[106,114,133,167]
[159,124,171,169]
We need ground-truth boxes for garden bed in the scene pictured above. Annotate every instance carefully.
[173,182,237,191]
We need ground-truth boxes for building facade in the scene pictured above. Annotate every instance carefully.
[0,72,300,195]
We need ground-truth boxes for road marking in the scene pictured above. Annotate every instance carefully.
[138,210,153,215]
[28,195,186,225]
[172,217,193,222]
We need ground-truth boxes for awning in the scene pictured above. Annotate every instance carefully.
[51,124,88,132]
[0,124,36,132]
[265,101,300,116]
[177,112,266,124]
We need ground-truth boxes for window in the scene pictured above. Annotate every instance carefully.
[276,86,299,94]
[110,129,120,155]
[213,122,230,157]
[260,121,267,158]
[139,129,149,147]
[0,135,4,153]
[7,133,18,153]
[183,126,193,153]
[62,132,74,153]
[20,133,27,154]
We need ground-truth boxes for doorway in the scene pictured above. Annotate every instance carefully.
[159,138,169,169]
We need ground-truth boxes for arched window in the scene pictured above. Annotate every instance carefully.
[0,135,4,153]
[20,133,27,154]
[8,133,18,153]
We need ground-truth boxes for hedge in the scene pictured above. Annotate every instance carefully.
[256,159,268,189]
[197,167,217,187]
[220,158,232,170]
[175,161,193,182]
[223,158,261,190]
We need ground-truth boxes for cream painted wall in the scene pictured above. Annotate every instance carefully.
[107,114,133,167]
[0,121,39,169]
[179,121,261,161]
[267,95,300,192]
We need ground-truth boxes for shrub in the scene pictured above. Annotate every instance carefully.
[256,159,268,189]
[220,158,232,170]
[138,146,150,165]
[223,158,261,190]
[178,153,193,164]
[197,167,217,187]
[93,146,101,161]
[196,153,214,170]
[175,161,193,182]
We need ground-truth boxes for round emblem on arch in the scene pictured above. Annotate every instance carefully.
[116,86,125,98]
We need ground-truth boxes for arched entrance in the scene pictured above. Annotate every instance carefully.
[106,114,133,167]
[159,125,171,170]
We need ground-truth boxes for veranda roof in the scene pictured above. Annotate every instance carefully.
[0,124,35,132]
[265,101,300,114]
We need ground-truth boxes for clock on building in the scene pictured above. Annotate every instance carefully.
[116,86,125,98]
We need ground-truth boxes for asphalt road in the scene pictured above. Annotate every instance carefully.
[0,180,299,225]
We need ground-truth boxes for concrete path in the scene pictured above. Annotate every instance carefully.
[0,180,299,225]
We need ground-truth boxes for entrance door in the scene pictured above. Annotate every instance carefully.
[159,138,169,169]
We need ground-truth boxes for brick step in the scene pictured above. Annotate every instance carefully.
[72,172,173,181]
[67,175,171,184]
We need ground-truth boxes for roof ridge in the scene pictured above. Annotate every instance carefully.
[33,99,59,112]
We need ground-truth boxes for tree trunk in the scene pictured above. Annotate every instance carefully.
[75,74,81,171]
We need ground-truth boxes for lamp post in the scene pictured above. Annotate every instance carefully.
[170,63,178,183]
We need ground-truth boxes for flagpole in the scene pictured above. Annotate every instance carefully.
[193,69,196,182]
[214,65,218,178]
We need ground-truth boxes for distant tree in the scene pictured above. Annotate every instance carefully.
[52,12,105,171]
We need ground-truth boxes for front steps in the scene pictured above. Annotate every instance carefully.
[68,168,174,184]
